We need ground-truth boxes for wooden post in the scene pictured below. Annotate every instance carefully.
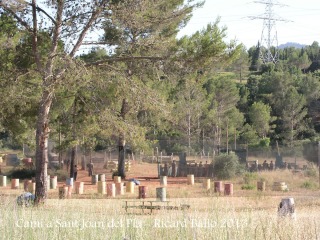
[226,120,229,154]
[156,147,160,178]
[246,142,248,162]
[318,141,320,188]
[58,124,62,167]
[234,129,237,151]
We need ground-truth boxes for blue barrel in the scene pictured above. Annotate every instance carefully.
[91,175,98,185]
[66,177,73,186]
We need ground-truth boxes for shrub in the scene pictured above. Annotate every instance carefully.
[259,138,270,147]
[241,184,255,190]
[301,181,317,189]
[8,168,36,180]
[243,172,258,184]
[213,153,242,180]
[54,169,69,182]
[304,163,318,178]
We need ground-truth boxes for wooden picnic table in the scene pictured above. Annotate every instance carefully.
[124,200,190,214]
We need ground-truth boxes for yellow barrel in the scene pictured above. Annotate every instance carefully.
[98,181,106,194]
[203,179,211,190]
[126,181,135,194]
[187,174,194,185]
[113,176,121,183]
[75,182,84,194]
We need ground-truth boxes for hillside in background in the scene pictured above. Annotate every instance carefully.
[278,42,306,49]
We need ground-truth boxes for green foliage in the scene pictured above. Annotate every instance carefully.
[259,138,270,147]
[1,0,320,166]
[248,102,273,138]
[248,43,261,71]
[52,169,69,182]
[304,164,318,178]
[280,86,307,145]
[260,63,275,74]
[8,168,36,180]
[213,153,241,180]
[241,184,255,190]
[301,181,317,189]
[243,172,258,184]
[240,124,259,146]
[227,45,250,82]
[306,41,320,62]
[176,19,241,69]
[250,138,270,149]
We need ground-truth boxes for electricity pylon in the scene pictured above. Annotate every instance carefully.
[249,0,288,63]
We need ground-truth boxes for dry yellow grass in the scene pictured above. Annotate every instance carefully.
[0,195,320,240]
[1,160,320,239]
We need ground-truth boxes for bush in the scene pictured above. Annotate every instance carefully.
[213,153,242,180]
[8,168,36,180]
[259,138,270,147]
[241,184,255,190]
[54,169,69,182]
[304,163,318,178]
[301,181,317,189]
[243,172,258,184]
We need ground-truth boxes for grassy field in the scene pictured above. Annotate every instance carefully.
[0,160,320,239]
[0,195,320,240]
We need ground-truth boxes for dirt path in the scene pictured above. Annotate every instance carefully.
[63,161,193,196]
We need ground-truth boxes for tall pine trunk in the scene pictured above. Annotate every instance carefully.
[117,99,129,179]
[70,100,77,178]
[118,134,126,178]
[34,90,53,204]
[70,146,76,178]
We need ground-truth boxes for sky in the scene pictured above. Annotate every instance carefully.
[177,0,320,48]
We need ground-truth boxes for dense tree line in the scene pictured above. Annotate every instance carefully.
[1,1,320,202]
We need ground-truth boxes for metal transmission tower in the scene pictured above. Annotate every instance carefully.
[250,0,287,63]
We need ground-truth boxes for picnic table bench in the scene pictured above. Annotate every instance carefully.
[124,200,190,214]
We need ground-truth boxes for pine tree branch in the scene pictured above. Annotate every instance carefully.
[0,2,32,32]
[85,56,164,67]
